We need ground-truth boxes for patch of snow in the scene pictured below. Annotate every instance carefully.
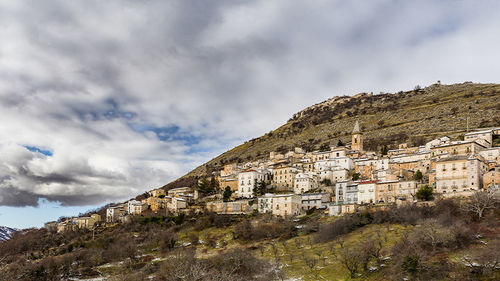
[0,226,17,242]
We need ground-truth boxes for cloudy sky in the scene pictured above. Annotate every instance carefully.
[1,0,500,228]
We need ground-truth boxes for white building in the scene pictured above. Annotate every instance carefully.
[425,136,451,150]
[257,193,275,213]
[106,206,124,223]
[128,200,147,215]
[300,193,330,210]
[237,169,265,198]
[394,180,418,202]
[294,172,319,194]
[318,168,349,183]
[355,158,389,171]
[272,194,301,217]
[345,183,359,205]
[479,147,500,165]
[335,180,358,205]
[357,180,378,204]
[314,157,353,172]
[167,197,187,213]
[464,129,494,148]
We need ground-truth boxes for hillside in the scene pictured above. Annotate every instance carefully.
[166,82,500,187]
[0,226,17,242]
[1,201,499,280]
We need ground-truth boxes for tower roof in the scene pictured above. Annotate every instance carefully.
[352,120,361,134]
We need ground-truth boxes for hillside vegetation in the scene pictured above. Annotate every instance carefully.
[1,199,499,280]
[176,82,500,183]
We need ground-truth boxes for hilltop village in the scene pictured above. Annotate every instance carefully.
[45,122,500,232]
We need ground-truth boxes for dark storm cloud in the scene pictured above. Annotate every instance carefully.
[1,0,500,206]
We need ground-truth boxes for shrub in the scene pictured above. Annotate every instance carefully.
[233,219,296,241]
[315,214,369,243]
[416,185,434,201]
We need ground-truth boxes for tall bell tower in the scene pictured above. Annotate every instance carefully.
[351,120,363,151]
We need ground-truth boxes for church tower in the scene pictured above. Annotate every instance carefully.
[351,120,363,151]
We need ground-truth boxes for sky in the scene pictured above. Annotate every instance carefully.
[1,0,500,229]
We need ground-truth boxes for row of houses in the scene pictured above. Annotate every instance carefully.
[47,124,500,232]
[219,125,500,200]
[105,187,193,223]
[212,124,500,217]
[207,192,329,217]
[45,214,102,233]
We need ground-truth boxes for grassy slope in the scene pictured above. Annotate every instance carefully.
[172,220,407,280]
[172,83,500,182]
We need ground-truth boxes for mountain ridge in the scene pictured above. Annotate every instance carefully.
[162,82,500,190]
[0,226,17,242]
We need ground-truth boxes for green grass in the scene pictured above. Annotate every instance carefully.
[174,221,411,281]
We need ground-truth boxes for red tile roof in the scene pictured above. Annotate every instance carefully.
[359,180,379,184]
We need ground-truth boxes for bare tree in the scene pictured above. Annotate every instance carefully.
[270,242,280,263]
[294,237,303,249]
[281,240,289,254]
[304,255,317,270]
[304,255,321,279]
[258,244,265,256]
[329,242,336,254]
[336,236,345,248]
[338,243,362,279]
[314,249,325,266]
[307,236,313,249]
[462,191,499,219]
[371,230,385,264]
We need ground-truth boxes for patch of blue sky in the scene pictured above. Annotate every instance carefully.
[0,198,101,229]
[129,123,203,147]
[24,145,53,156]
[103,110,135,120]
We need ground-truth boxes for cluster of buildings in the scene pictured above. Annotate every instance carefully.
[45,187,195,233]
[214,122,500,216]
[45,214,102,233]
[46,122,500,232]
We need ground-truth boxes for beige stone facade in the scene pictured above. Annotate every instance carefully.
[484,166,500,188]
[435,155,486,194]
[272,194,301,217]
[272,165,298,190]
[73,214,101,229]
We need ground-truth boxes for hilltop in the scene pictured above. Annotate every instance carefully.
[166,82,500,187]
